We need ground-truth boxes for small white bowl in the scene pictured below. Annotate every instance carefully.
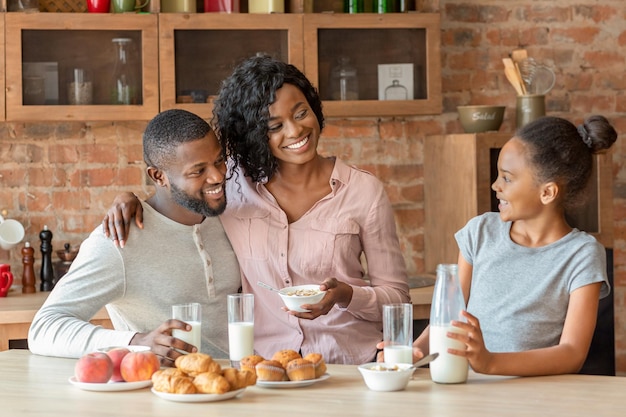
[278,284,326,312]
[358,362,413,392]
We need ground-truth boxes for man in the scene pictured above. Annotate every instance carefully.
[28,109,240,365]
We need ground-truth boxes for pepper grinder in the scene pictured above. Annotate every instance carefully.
[21,242,36,294]
[39,225,55,292]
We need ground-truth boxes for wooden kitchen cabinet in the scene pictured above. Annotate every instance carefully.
[5,13,159,121]
[2,12,441,121]
[423,133,613,273]
[158,13,304,120]
[303,13,442,117]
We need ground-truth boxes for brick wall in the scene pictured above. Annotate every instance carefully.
[1,1,625,372]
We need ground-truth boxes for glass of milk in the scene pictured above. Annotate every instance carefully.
[382,303,413,366]
[227,293,254,368]
[172,302,202,353]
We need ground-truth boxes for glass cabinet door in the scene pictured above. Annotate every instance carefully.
[5,13,159,121]
[159,13,304,120]
[303,13,442,117]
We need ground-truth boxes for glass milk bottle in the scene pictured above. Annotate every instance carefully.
[429,263,469,384]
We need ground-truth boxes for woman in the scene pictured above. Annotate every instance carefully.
[104,55,410,364]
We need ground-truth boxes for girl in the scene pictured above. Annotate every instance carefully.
[412,115,617,376]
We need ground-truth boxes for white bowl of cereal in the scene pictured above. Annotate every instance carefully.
[357,362,413,392]
[278,285,326,312]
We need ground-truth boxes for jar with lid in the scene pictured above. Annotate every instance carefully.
[110,38,139,105]
[68,68,93,105]
[330,57,359,101]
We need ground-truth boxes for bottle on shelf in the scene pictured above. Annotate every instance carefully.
[429,263,469,384]
[110,38,139,105]
[343,0,364,13]
[373,0,396,13]
[330,57,359,101]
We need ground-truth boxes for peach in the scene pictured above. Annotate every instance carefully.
[120,351,160,382]
[74,352,114,383]
[105,347,131,382]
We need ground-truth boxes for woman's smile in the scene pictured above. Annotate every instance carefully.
[284,136,310,150]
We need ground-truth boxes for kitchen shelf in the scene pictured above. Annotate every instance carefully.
[423,132,613,272]
[158,13,304,120]
[5,13,159,121]
[2,12,441,121]
[303,13,442,117]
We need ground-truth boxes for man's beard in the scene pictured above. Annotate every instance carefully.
[170,182,227,217]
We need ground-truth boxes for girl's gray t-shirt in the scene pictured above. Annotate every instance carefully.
[455,212,609,353]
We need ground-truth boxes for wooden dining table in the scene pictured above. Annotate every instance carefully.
[2,349,624,417]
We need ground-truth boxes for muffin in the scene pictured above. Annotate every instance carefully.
[255,360,287,381]
[272,349,301,369]
[240,354,265,375]
[303,352,327,378]
[286,358,315,381]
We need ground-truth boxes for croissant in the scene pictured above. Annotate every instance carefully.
[222,367,257,390]
[175,353,221,377]
[193,372,231,394]
[152,369,197,394]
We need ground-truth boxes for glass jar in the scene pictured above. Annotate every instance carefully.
[248,0,284,13]
[330,57,359,101]
[110,38,139,105]
[68,68,93,105]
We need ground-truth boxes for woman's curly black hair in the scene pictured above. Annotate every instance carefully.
[212,54,324,183]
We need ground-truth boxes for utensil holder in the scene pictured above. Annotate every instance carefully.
[516,94,545,128]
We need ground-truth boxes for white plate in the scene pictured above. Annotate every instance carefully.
[151,387,246,403]
[256,373,330,389]
[69,376,152,392]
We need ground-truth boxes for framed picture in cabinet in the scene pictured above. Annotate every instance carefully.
[5,13,159,121]
[158,13,304,120]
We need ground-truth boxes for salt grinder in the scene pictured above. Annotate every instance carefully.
[21,242,36,294]
[39,225,55,292]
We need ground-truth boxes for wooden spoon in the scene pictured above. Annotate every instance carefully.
[502,58,524,95]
